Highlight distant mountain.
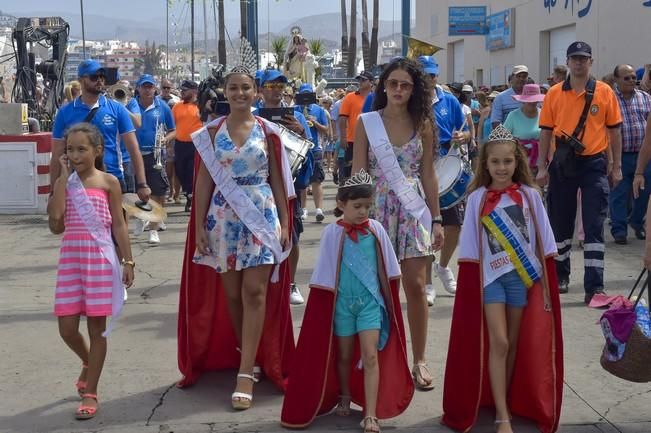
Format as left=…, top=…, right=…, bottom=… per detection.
left=5, top=10, right=413, bottom=52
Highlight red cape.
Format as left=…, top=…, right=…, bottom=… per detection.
left=281, top=279, right=414, bottom=428
left=442, top=258, right=564, bottom=433
left=177, top=128, right=295, bottom=390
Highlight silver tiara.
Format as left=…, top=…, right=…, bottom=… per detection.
left=487, top=124, right=516, bottom=143
left=228, top=37, right=257, bottom=76
left=341, top=169, right=373, bottom=188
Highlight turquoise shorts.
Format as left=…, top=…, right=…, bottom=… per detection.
left=334, top=291, right=382, bottom=337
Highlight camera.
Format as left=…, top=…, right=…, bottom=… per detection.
left=197, top=65, right=227, bottom=121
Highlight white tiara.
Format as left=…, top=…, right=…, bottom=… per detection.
left=341, top=169, right=373, bottom=188
left=488, top=124, right=516, bottom=142
left=228, top=37, right=257, bottom=76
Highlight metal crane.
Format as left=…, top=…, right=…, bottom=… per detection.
left=12, top=17, right=69, bottom=129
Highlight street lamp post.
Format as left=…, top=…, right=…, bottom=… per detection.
left=80, top=0, right=86, bottom=59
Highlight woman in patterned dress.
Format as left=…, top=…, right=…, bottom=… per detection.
left=193, top=71, right=290, bottom=410
left=352, top=57, right=444, bottom=391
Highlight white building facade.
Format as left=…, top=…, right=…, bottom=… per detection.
left=415, top=0, right=651, bottom=86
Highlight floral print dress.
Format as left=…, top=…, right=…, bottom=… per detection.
left=368, top=132, right=432, bottom=262
left=193, top=121, right=281, bottom=273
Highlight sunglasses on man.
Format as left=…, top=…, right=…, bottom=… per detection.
left=263, top=82, right=286, bottom=90
left=86, top=74, right=105, bottom=82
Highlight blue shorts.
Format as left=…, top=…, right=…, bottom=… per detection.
left=483, top=269, right=528, bottom=307
left=334, top=291, right=381, bottom=337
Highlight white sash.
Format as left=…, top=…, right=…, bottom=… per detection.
left=360, top=111, right=432, bottom=231
left=192, top=116, right=290, bottom=280
left=67, top=172, right=123, bottom=337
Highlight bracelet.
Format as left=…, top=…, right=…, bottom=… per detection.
left=122, top=259, right=136, bottom=268
left=636, top=172, right=644, bottom=175
left=432, top=216, right=443, bottom=225
left=136, top=182, right=149, bottom=189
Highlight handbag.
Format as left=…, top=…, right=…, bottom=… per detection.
left=600, top=269, right=651, bottom=382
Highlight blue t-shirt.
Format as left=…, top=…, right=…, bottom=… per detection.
left=470, top=99, right=481, bottom=124
left=136, top=96, right=176, bottom=153
left=294, top=103, right=328, bottom=148
left=120, top=98, right=141, bottom=164
left=432, top=86, right=466, bottom=149
left=362, top=93, right=375, bottom=113
left=490, top=88, right=523, bottom=125
left=52, top=95, right=135, bottom=179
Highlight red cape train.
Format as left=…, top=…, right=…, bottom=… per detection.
left=177, top=117, right=295, bottom=390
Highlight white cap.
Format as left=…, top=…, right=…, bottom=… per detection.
left=462, top=84, right=474, bottom=93
left=512, top=65, right=529, bottom=75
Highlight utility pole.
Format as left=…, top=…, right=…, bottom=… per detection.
left=166, top=0, right=170, bottom=76
left=401, top=0, right=410, bottom=56
left=203, top=0, right=208, bottom=78
left=80, top=0, right=86, bottom=59
left=191, top=0, right=195, bottom=79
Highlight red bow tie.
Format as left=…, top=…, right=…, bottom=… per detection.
left=482, top=183, right=523, bottom=216
left=337, top=219, right=370, bottom=242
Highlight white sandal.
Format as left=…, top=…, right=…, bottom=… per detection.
left=231, top=373, right=258, bottom=410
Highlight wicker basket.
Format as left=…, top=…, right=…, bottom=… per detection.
left=600, top=270, right=651, bottom=383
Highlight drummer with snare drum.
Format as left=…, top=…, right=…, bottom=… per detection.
left=419, top=56, right=471, bottom=305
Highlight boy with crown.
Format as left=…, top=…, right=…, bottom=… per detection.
left=281, top=170, right=413, bottom=433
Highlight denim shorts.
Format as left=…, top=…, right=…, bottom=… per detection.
left=483, top=269, right=528, bottom=307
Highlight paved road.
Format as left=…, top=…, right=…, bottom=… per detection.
left=1, top=181, right=651, bottom=433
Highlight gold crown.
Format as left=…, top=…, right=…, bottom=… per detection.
left=488, top=124, right=516, bottom=143
left=341, top=169, right=373, bottom=188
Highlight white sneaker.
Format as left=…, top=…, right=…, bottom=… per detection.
left=301, top=208, right=308, bottom=220
left=289, top=283, right=305, bottom=305
left=148, top=230, right=160, bottom=244
left=315, top=208, right=325, bottom=222
left=133, top=219, right=146, bottom=236
left=435, top=263, right=457, bottom=294
left=158, top=221, right=167, bottom=231
left=425, top=284, right=436, bottom=306
left=123, top=287, right=128, bottom=302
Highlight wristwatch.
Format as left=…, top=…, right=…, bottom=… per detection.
left=136, top=182, right=149, bottom=189
left=432, top=216, right=443, bottom=226
left=122, top=259, right=136, bottom=268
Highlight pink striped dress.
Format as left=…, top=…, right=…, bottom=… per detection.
left=54, top=188, right=115, bottom=317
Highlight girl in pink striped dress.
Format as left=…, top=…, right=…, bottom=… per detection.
left=48, top=123, right=134, bottom=420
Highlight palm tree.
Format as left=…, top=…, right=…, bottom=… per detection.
left=361, top=0, right=370, bottom=70
left=340, top=0, right=348, bottom=69
left=218, top=0, right=226, bottom=66
left=271, top=36, right=287, bottom=68
left=347, top=0, right=357, bottom=76
left=369, top=0, right=379, bottom=69
left=308, top=39, right=325, bottom=58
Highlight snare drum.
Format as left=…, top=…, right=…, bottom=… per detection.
left=435, top=155, right=473, bottom=210
left=278, top=124, right=313, bottom=175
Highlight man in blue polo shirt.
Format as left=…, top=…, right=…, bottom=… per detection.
left=419, top=55, right=469, bottom=305
left=51, top=59, right=150, bottom=201
left=294, top=83, right=329, bottom=222
left=491, top=65, right=528, bottom=128
left=133, top=74, right=176, bottom=243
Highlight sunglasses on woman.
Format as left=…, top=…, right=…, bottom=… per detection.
left=385, top=79, right=414, bottom=92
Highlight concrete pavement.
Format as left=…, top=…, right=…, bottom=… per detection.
left=1, top=181, right=651, bottom=433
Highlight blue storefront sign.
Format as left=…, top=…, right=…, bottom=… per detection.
left=486, top=9, right=515, bottom=51
left=448, top=6, right=488, bottom=36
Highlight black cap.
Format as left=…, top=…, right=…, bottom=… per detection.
left=448, top=82, right=464, bottom=93
left=355, top=71, right=374, bottom=81
left=566, top=41, right=592, bottom=58
left=180, top=79, right=198, bottom=90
